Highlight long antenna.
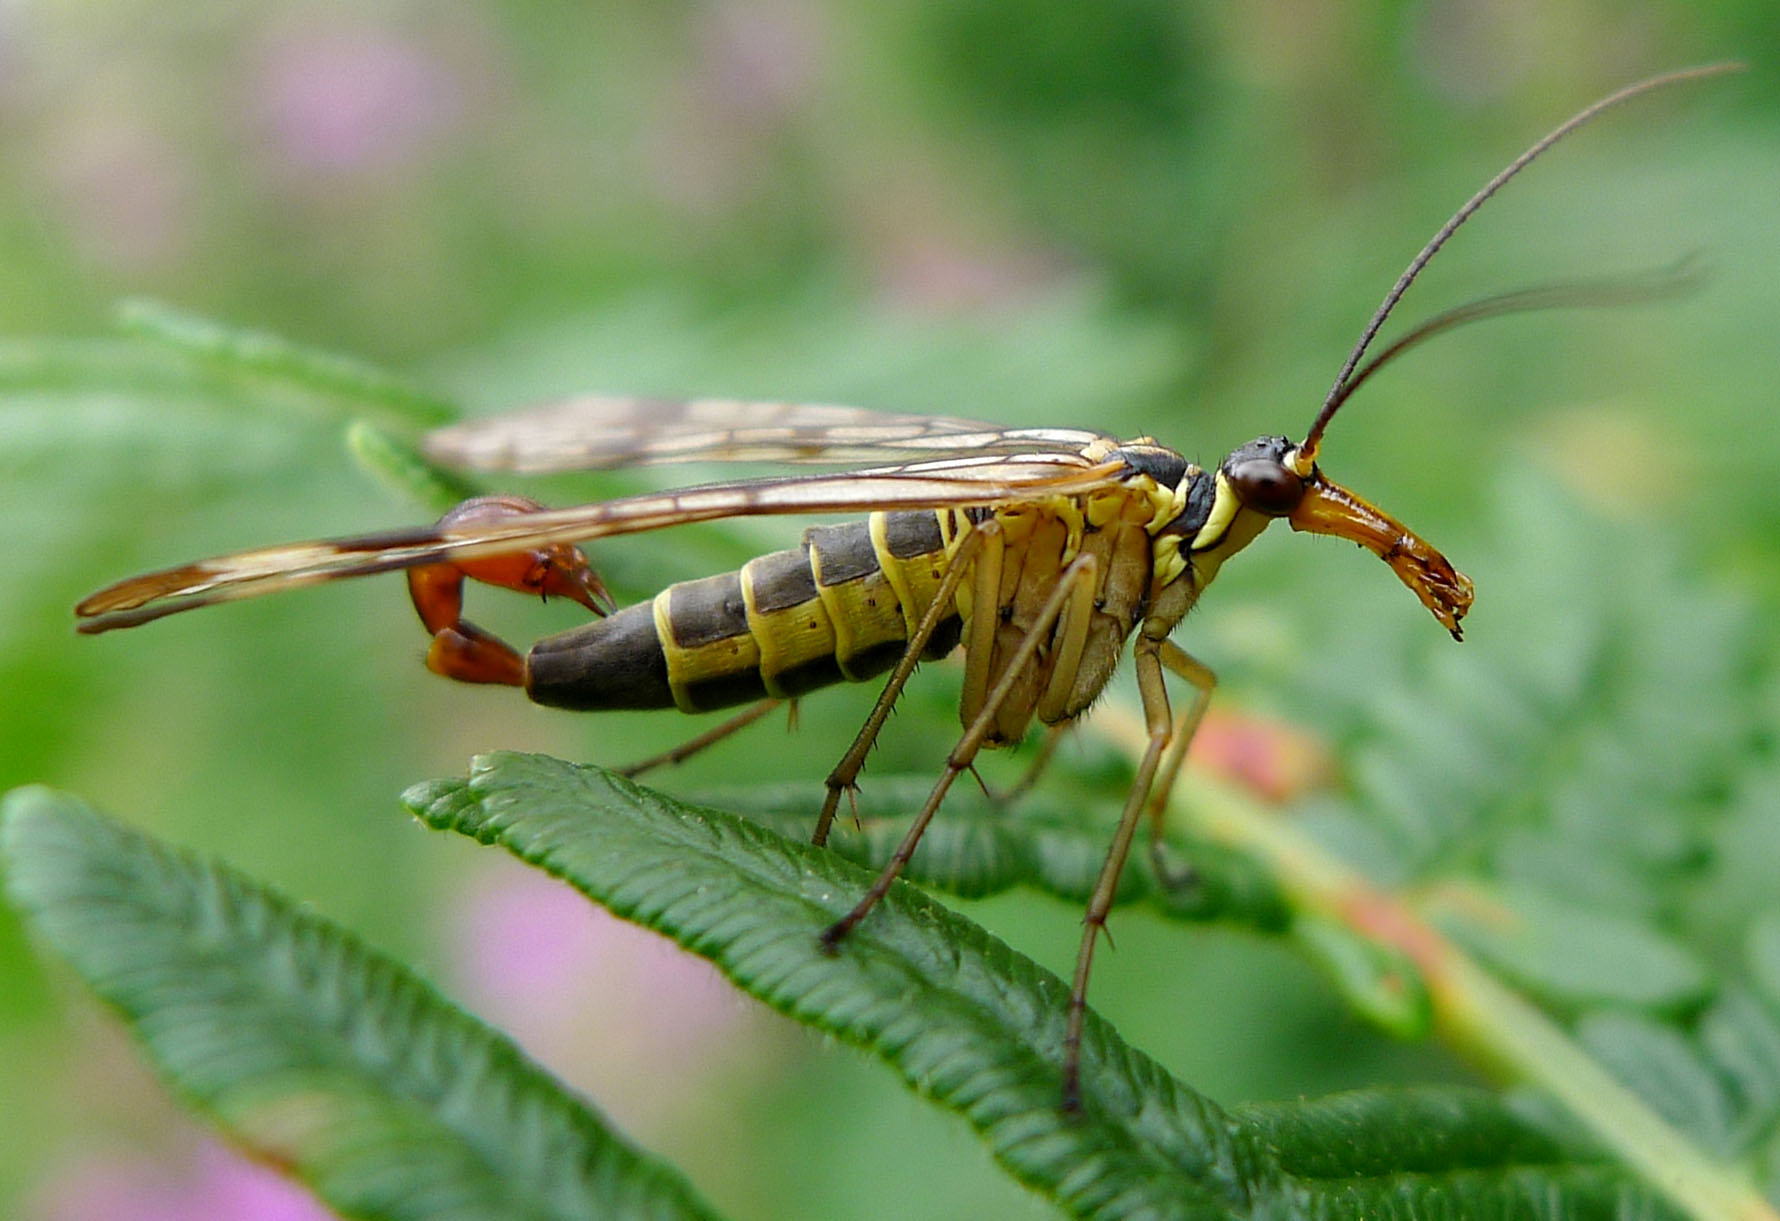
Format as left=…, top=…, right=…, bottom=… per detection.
left=1296, top=61, right=1741, bottom=465
left=1332, top=255, right=1704, bottom=407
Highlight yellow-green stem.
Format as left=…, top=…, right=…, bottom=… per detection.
left=1093, top=704, right=1776, bottom=1221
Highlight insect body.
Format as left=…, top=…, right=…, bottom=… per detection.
left=502, top=431, right=1464, bottom=733
left=516, top=439, right=1335, bottom=724
left=75, top=404, right=1470, bottom=1107
left=73, top=65, right=1730, bottom=1109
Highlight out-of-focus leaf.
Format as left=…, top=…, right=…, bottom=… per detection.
left=117, top=300, right=457, bottom=429
left=1697, top=988, right=1780, bottom=1147
left=1443, top=888, right=1713, bottom=1012
left=1292, top=916, right=1433, bottom=1039
left=696, top=776, right=1290, bottom=931
left=344, top=420, right=478, bottom=516
left=1575, top=1013, right=1736, bottom=1156
left=0, top=787, right=722, bottom=1221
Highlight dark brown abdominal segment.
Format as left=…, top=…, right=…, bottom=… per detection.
left=882, top=510, right=944, bottom=559
left=526, top=602, right=672, bottom=710
left=524, top=510, right=962, bottom=716
left=668, top=571, right=752, bottom=648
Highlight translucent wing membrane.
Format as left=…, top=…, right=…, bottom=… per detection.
left=426, top=396, right=1112, bottom=472
left=75, top=451, right=1124, bottom=633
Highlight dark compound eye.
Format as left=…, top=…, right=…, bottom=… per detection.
left=1228, top=459, right=1305, bottom=515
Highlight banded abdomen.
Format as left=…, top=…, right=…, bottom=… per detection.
left=526, top=510, right=962, bottom=713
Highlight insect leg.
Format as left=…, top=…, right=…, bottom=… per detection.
left=617, top=698, right=783, bottom=778
left=956, top=517, right=1006, bottom=733
left=984, top=724, right=1068, bottom=807
left=820, top=549, right=1102, bottom=949
left=811, top=522, right=997, bottom=847
left=1059, top=634, right=1200, bottom=1112
left=1144, top=642, right=1216, bottom=888
left=970, top=531, right=1100, bottom=802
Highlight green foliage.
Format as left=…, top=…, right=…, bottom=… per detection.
left=1, top=787, right=721, bottom=1221
left=3, top=10, right=1778, bottom=1217
left=399, top=752, right=1704, bottom=1218
left=692, top=776, right=1290, bottom=929
left=115, top=300, right=458, bottom=430
left=4, top=774, right=1676, bottom=1220
left=6, top=290, right=1780, bottom=1219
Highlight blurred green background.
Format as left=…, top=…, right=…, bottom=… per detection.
left=3, top=2, right=1778, bottom=1218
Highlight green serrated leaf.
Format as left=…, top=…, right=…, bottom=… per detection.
left=1442, top=887, right=1713, bottom=1013
left=0, top=786, right=722, bottom=1221
left=1575, top=1012, right=1735, bottom=1157
left=694, top=776, right=1288, bottom=931
left=409, top=753, right=1669, bottom=1220
left=1235, top=1087, right=1674, bottom=1218
left=345, top=420, right=479, bottom=515
left=1292, top=916, right=1432, bottom=1039
left=1236, top=1087, right=1570, bottom=1179
left=409, top=755, right=1256, bottom=1219
left=115, top=299, right=458, bottom=430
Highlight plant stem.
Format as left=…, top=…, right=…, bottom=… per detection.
left=1093, top=705, right=1777, bottom=1221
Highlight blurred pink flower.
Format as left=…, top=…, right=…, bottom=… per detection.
left=1189, top=706, right=1334, bottom=804
left=697, top=0, right=821, bottom=122
left=35, top=1140, right=331, bottom=1221
left=450, top=862, right=758, bottom=1126
left=43, top=113, right=190, bottom=271
left=648, top=0, right=825, bottom=211
left=874, top=232, right=1063, bottom=311
left=252, top=26, right=461, bottom=174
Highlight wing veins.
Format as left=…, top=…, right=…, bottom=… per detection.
left=426, top=395, right=1112, bottom=473
left=77, top=456, right=1127, bottom=632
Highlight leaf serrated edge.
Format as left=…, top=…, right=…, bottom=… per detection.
left=413, top=752, right=1682, bottom=1221
left=1, top=785, right=724, bottom=1221
left=1091, top=700, right=1776, bottom=1221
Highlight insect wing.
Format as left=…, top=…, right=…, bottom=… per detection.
left=76, top=451, right=1126, bottom=633
left=425, top=395, right=1112, bottom=473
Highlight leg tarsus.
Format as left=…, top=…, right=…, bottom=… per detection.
left=425, top=622, right=526, bottom=686
left=1147, top=834, right=1200, bottom=893
left=1060, top=1004, right=1088, bottom=1114
left=1059, top=637, right=1215, bottom=1110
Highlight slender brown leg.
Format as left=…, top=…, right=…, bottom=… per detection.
left=983, top=724, right=1067, bottom=807
left=811, top=524, right=996, bottom=847
left=820, top=551, right=1102, bottom=949
left=618, top=699, right=783, bottom=777
left=1059, top=637, right=1212, bottom=1112
left=1143, top=642, right=1216, bottom=888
